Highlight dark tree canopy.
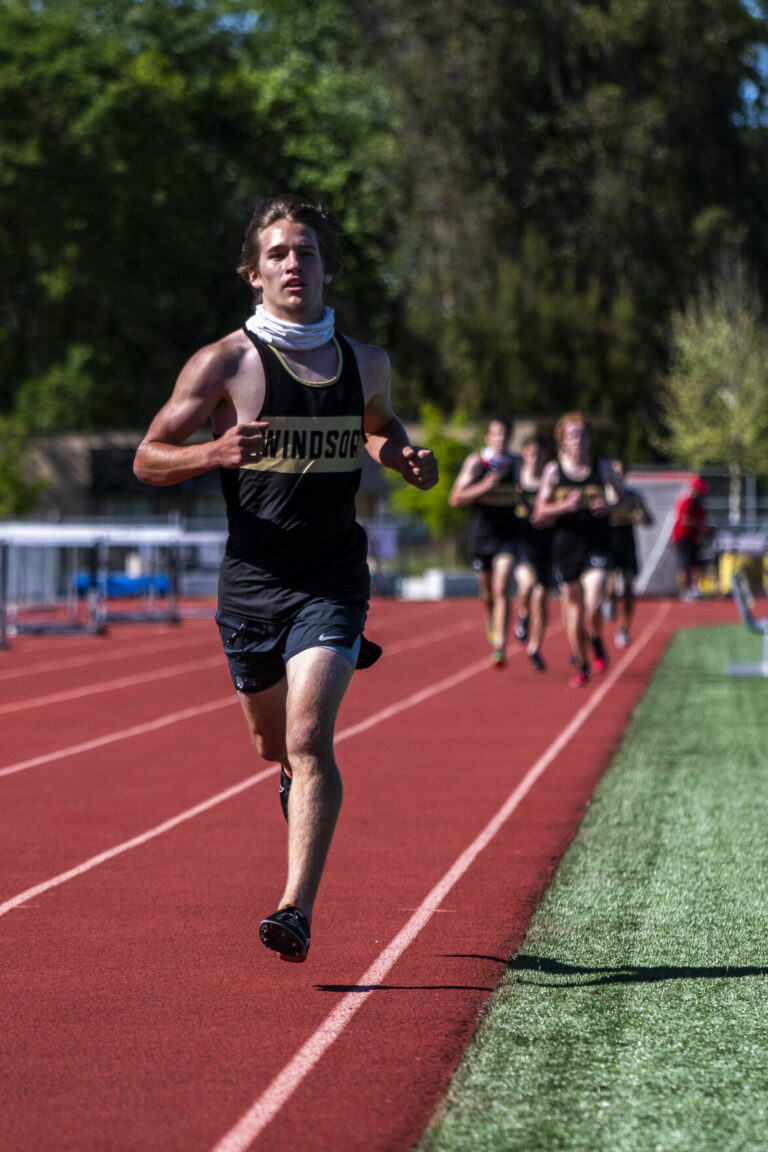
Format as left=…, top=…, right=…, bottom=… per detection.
left=1, top=0, right=767, bottom=464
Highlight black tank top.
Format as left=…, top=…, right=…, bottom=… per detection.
left=468, top=452, right=519, bottom=551
left=217, top=330, right=370, bottom=620
left=552, top=458, right=611, bottom=551
left=512, top=458, right=538, bottom=521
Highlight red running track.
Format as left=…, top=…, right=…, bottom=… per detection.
left=0, top=595, right=737, bottom=1151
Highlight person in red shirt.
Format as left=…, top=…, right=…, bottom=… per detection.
left=671, top=477, right=713, bottom=600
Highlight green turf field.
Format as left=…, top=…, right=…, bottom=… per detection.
left=419, top=623, right=768, bottom=1152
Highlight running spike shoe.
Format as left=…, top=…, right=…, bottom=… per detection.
left=591, top=634, right=609, bottom=673
left=569, top=661, right=591, bottom=688
left=259, top=903, right=311, bottom=963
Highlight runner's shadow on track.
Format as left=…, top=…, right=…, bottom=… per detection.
left=508, top=954, right=768, bottom=987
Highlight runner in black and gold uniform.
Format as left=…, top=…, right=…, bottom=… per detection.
left=535, top=412, right=625, bottom=686
left=134, top=194, right=438, bottom=963
left=511, top=434, right=554, bottom=672
left=450, top=418, right=520, bottom=666
left=606, top=460, right=653, bottom=647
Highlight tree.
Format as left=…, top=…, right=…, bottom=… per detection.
left=0, top=0, right=399, bottom=429
left=387, top=404, right=469, bottom=541
left=2, top=0, right=768, bottom=459
left=0, top=416, right=46, bottom=516
left=349, top=0, right=768, bottom=443
left=657, top=253, right=768, bottom=525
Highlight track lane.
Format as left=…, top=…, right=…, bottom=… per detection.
left=0, top=600, right=447, bottom=764
left=0, top=602, right=496, bottom=899
left=211, top=606, right=671, bottom=1152
left=0, top=618, right=215, bottom=678
left=1, top=597, right=738, bottom=1151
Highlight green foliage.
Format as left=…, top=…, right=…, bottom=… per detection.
left=356, top=0, right=768, bottom=442
left=0, top=0, right=261, bottom=422
left=657, top=255, right=768, bottom=496
left=0, top=416, right=46, bottom=516
left=0, top=0, right=767, bottom=459
left=13, top=344, right=97, bottom=432
left=388, top=404, right=470, bottom=540
left=414, top=233, right=648, bottom=453
left=0, top=0, right=399, bottom=428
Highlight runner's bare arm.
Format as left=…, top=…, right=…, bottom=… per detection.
left=533, top=460, right=580, bottom=520
left=448, top=453, right=497, bottom=507
left=357, top=343, right=439, bottom=490
left=594, top=459, right=627, bottom=514
left=133, top=339, right=269, bottom=486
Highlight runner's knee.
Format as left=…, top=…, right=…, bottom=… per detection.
left=286, top=717, right=334, bottom=768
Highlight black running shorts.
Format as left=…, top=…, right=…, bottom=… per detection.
left=216, top=598, right=367, bottom=694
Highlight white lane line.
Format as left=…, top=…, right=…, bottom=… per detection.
left=0, top=622, right=493, bottom=776
left=1, top=620, right=477, bottom=713
left=0, top=656, right=225, bottom=716
left=0, top=768, right=277, bottom=917
left=0, top=631, right=214, bottom=683
left=0, top=696, right=237, bottom=780
left=210, top=602, right=670, bottom=1152
left=385, top=617, right=477, bottom=654
left=0, top=653, right=495, bottom=913
left=338, top=655, right=496, bottom=740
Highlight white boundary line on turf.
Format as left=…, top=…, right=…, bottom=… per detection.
left=0, top=655, right=492, bottom=915
left=209, top=601, right=671, bottom=1152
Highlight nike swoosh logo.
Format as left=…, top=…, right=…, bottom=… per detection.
left=318, top=633, right=346, bottom=642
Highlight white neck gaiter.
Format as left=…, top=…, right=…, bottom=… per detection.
left=245, top=304, right=335, bottom=351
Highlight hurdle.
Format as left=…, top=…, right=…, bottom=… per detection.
left=725, top=569, right=768, bottom=678
left=0, top=521, right=226, bottom=648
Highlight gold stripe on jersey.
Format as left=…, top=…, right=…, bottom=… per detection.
left=553, top=483, right=605, bottom=508
left=241, top=415, right=363, bottom=475
left=476, top=482, right=519, bottom=507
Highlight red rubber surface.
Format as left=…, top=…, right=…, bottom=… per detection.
left=0, top=596, right=736, bottom=1151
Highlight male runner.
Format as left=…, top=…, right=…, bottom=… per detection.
left=134, top=194, right=438, bottom=962
left=511, top=433, right=554, bottom=672
left=534, top=412, right=624, bottom=686
left=607, top=459, right=653, bottom=646
left=449, top=418, right=519, bottom=666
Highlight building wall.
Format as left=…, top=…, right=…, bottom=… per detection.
left=25, top=431, right=391, bottom=523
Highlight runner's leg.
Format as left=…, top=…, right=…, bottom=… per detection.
left=490, top=552, right=514, bottom=652
left=278, top=645, right=355, bottom=922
